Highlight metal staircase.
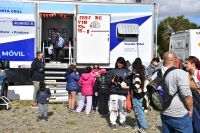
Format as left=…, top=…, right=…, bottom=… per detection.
left=44, top=63, right=68, bottom=103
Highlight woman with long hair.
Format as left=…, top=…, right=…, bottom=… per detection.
left=64, top=64, right=80, bottom=112
left=185, top=56, right=200, bottom=133
left=108, top=57, right=130, bottom=130
left=131, top=57, right=148, bottom=133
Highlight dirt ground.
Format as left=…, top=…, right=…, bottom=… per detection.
left=0, top=100, right=162, bottom=133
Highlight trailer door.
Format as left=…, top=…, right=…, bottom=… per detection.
left=76, top=14, right=110, bottom=64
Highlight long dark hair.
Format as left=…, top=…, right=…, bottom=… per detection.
left=186, top=56, right=200, bottom=70
left=132, top=57, right=145, bottom=88
left=68, top=64, right=76, bottom=73
left=115, top=57, right=127, bottom=69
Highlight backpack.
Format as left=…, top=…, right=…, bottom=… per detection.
left=146, top=67, right=177, bottom=111
left=57, top=35, right=65, bottom=48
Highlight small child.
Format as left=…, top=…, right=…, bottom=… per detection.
left=36, top=81, right=51, bottom=121
left=76, top=67, right=95, bottom=115
left=94, top=69, right=110, bottom=116
left=91, top=64, right=101, bottom=111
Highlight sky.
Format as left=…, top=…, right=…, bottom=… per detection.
left=143, top=0, right=200, bottom=26
left=80, top=0, right=200, bottom=26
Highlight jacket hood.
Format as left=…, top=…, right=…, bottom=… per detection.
left=81, top=73, right=91, bottom=81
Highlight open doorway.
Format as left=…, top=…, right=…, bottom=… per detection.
left=40, top=13, right=74, bottom=63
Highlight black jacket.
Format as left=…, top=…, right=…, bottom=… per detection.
left=94, top=73, right=110, bottom=94
left=108, top=68, right=130, bottom=96
left=30, top=58, right=45, bottom=81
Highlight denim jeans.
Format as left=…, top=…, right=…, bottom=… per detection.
left=161, top=114, right=193, bottom=133
left=132, top=97, right=148, bottom=129
left=109, top=94, right=127, bottom=125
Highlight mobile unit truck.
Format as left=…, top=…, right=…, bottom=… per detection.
left=0, top=0, right=157, bottom=100
left=169, top=29, right=200, bottom=61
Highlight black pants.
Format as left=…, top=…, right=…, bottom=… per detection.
left=98, top=93, right=109, bottom=115
left=92, top=94, right=98, bottom=110
left=53, top=47, right=61, bottom=61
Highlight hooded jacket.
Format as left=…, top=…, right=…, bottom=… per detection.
left=64, top=71, right=80, bottom=91
left=79, top=73, right=95, bottom=96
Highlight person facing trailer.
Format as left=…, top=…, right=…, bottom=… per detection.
left=64, top=64, right=80, bottom=112
left=108, top=57, right=130, bottom=130
left=76, top=67, right=95, bottom=115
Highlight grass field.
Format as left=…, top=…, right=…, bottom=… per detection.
left=0, top=100, right=162, bottom=133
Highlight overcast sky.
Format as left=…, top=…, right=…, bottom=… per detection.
left=80, top=0, right=200, bottom=26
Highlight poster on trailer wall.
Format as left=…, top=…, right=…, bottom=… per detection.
left=0, top=1, right=35, bottom=61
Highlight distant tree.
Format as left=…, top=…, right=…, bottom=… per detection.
left=157, top=16, right=198, bottom=57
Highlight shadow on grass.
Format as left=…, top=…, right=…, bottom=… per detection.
left=48, top=111, right=54, bottom=117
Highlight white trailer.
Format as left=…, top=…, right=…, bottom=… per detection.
left=169, top=29, right=200, bottom=61
left=0, top=0, right=157, bottom=100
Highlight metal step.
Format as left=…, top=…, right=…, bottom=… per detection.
left=50, top=88, right=66, bottom=90
left=45, top=62, right=69, bottom=69
left=51, top=92, right=68, bottom=96
left=49, top=99, right=67, bottom=103
left=45, top=71, right=66, bottom=74
left=45, top=77, right=65, bottom=80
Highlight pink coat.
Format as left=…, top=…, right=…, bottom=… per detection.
left=79, top=73, right=95, bottom=96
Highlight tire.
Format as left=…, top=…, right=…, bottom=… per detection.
left=1, top=80, right=8, bottom=97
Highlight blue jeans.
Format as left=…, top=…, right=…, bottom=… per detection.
left=132, top=97, right=148, bottom=129
left=161, top=114, right=193, bottom=133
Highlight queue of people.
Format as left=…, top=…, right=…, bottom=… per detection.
left=30, top=50, right=200, bottom=133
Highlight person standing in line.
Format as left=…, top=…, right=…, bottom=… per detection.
left=145, top=57, right=160, bottom=77
left=185, top=56, right=200, bottom=133
left=108, top=57, right=130, bottom=130
left=36, top=81, right=51, bottom=121
left=130, top=57, right=148, bottom=133
left=151, top=52, right=193, bottom=133
left=91, top=64, right=101, bottom=111
left=76, top=67, right=95, bottom=115
left=64, top=64, right=80, bottom=112
left=30, top=52, right=45, bottom=108
left=94, top=68, right=110, bottom=116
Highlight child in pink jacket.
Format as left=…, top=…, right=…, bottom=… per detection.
left=76, top=67, right=95, bottom=115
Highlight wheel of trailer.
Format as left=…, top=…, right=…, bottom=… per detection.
left=1, top=80, right=8, bottom=97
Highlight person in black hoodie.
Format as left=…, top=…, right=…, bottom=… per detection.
left=94, top=69, right=110, bottom=116
left=108, top=57, right=130, bottom=130
left=36, top=81, right=51, bottom=121
left=30, top=52, right=45, bottom=108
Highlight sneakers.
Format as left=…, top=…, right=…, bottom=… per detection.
left=119, top=122, right=130, bottom=128
left=138, top=128, right=147, bottom=133
left=68, top=109, right=76, bottom=113
left=44, top=117, right=48, bottom=121
left=110, top=124, right=117, bottom=130
left=37, top=116, right=43, bottom=121
left=32, top=103, right=38, bottom=109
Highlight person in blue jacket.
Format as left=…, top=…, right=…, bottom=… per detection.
left=64, top=64, right=80, bottom=112
left=36, top=81, right=51, bottom=121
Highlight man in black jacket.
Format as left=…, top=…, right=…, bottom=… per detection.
left=30, top=52, right=45, bottom=108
